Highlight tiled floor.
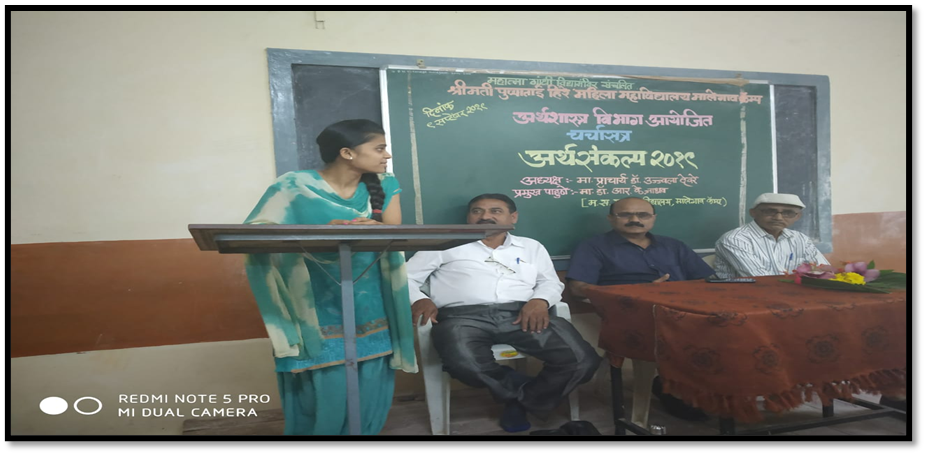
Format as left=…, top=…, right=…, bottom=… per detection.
left=183, top=367, right=906, bottom=437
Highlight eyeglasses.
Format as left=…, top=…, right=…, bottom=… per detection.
left=485, top=256, right=516, bottom=274
left=611, top=212, right=654, bottom=220
left=757, top=208, right=800, bottom=219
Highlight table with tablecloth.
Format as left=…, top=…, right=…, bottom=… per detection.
left=585, top=276, right=906, bottom=423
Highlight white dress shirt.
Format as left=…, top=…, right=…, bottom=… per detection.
left=713, top=221, right=829, bottom=278
left=406, top=233, right=564, bottom=309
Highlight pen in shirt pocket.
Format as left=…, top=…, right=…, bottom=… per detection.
left=516, top=257, right=527, bottom=264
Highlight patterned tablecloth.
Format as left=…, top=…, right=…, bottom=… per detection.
left=586, top=276, right=906, bottom=422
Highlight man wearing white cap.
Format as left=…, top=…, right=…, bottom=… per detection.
left=713, top=192, right=829, bottom=278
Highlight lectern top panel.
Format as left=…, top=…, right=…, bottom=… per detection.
left=188, top=224, right=514, bottom=254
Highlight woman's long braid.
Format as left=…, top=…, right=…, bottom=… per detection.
left=361, top=173, right=385, bottom=221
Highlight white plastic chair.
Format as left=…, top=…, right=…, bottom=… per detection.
left=623, top=252, right=712, bottom=427
left=701, top=254, right=717, bottom=269
left=578, top=297, right=658, bottom=428
left=417, top=301, right=580, bottom=435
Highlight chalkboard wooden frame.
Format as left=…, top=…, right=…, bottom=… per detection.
left=266, top=49, right=831, bottom=259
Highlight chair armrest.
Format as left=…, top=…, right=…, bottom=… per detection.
left=416, top=316, right=434, bottom=338
left=551, top=301, right=571, bottom=320
left=415, top=316, right=443, bottom=368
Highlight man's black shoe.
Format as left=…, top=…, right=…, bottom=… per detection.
left=500, top=401, right=531, bottom=432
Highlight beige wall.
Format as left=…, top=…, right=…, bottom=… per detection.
left=11, top=10, right=907, bottom=245
left=9, top=11, right=907, bottom=435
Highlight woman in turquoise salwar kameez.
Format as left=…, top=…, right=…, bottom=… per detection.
left=243, top=120, right=416, bottom=435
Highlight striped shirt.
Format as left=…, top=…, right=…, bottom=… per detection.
left=713, top=221, right=829, bottom=278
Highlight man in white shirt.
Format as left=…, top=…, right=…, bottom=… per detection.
left=407, top=194, right=601, bottom=433
left=714, top=192, right=829, bottom=278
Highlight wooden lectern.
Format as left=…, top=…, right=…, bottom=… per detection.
left=188, top=224, right=513, bottom=435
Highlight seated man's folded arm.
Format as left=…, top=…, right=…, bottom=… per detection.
left=529, top=242, right=564, bottom=308
left=568, top=280, right=596, bottom=299
left=405, top=251, right=445, bottom=326
left=804, top=235, right=831, bottom=266
left=405, top=251, right=443, bottom=304
left=714, top=238, right=779, bottom=277
left=678, top=243, right=716, bottom=280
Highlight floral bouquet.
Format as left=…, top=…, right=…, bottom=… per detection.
left=781, top=261, right=907, bottom=293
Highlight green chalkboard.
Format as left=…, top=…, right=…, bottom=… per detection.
left=385, top=68, right=773, bottom=256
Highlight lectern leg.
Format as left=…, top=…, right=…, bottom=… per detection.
left=339, top=243, right=361, bottom=435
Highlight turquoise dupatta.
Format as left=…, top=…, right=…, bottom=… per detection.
left=243, top=170, right=417, bottom=374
